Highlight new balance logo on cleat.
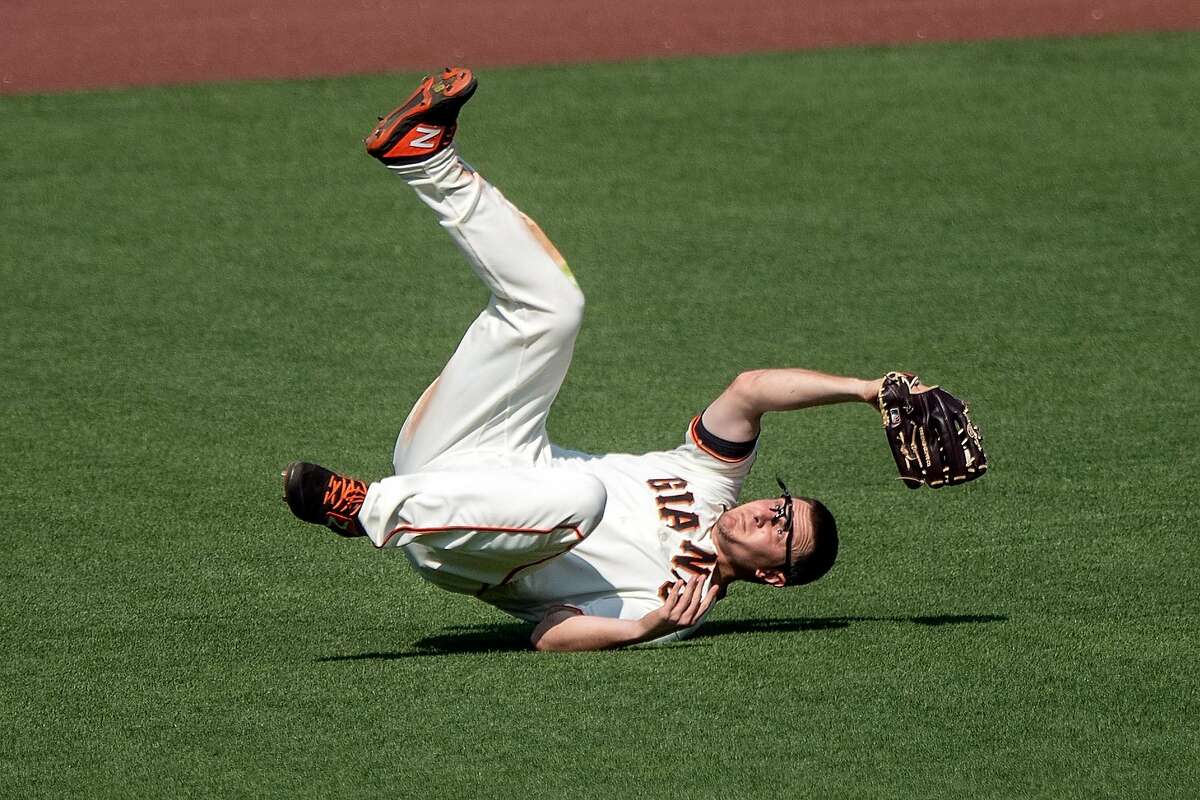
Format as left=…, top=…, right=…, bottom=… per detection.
left=364, top=67, right=478, bottom=166
left=381, top=124, right=448, bottom=160
left=409, top=125, right=442, bottom=149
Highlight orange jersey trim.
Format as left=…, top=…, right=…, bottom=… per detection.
left=688, top=415, right=754, bottom=464
left=491, top=537, right=587, bottom=590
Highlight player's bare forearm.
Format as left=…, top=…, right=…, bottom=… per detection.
left=531, top=577, right=718, bottom=652
left=737, top=368, right=880, bottom=411
left=703, top=368, right=884, bottom=441
left=530, top=610, right=656, bottom=652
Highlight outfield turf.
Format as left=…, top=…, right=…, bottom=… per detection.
left=2, top=32, right=1198, bottom=798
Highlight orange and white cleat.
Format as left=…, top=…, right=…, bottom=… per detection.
left=364, top=66, right=478, bottom=165
left=282, top=461, right=368, bottom=537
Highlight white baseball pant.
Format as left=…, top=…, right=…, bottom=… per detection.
left=356, top=146, right=607, bottom=595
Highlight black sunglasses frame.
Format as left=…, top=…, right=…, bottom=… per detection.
left=773, top=477, right=795, bottom=580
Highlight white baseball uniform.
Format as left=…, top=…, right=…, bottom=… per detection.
left=356, top=146, right=758, bottom=640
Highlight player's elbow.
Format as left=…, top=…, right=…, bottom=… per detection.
left=530, top=609, right=581, bottom=652
left=729, top=370, right=769, bottom=411
left=530, top=624, right=578, bottom=652
left=731, top=369, right=766, bottom=394
left=530, top=628, right=562, bottom=652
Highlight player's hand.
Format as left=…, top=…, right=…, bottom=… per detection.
left=640, top=573, right=720, bottom=640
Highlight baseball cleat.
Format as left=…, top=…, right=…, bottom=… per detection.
left=364, top=66, right=477, bottom=165
left=282, top=461, right=368, bottom=537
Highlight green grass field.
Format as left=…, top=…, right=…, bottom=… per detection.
left=2, top=32, right=1198, bottom=798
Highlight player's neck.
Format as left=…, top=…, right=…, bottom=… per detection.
left=710, top=563, right=734, bottom=591
left=709, top=550, right=739, bottom=589
left=709, top=528, right=737, bottom=588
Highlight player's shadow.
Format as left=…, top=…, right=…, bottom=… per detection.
left=694, top=613, right=1008, bottom=639
left=315, top=613, right=1007, bottom=661
left=316, top=623, right=544, bottom=661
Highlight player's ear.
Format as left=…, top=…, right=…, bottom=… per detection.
left=755, top=568, right=787, bottom=588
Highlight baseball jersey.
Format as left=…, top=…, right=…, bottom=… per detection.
left=478, top=416, right=758, bottom=640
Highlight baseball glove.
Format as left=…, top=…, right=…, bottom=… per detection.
left=878, top=372, right=986, bottom=489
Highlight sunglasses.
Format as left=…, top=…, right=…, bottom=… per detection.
left=771, top=477, right=796, bottom=580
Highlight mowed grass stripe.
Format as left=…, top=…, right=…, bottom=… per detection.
left=1, top=33, right=1197, bottom=798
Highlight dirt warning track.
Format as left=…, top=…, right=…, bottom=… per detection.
left=3, top=0, right=1197, bottom=94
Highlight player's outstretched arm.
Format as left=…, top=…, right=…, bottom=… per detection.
left=531, top=577, right=718, bottom=652
left=701, top=368, right=884, bottom=442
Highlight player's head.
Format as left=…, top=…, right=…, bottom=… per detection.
left=714, top=478, right=838, bottom=587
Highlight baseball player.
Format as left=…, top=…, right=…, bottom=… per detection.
left=283, top=67, right=983, bottom=651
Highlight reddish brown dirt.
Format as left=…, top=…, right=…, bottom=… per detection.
left=3, top=0, right=1198, bottom=94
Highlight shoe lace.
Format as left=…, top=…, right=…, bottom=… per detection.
left=323, top=475, right=366, bottom=522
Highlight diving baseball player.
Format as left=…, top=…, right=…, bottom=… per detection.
left=282, top=67, right=985, bottom=651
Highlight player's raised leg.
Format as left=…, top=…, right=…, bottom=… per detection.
left=365, top=68, right=583, bottom=474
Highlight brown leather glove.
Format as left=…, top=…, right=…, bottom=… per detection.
left=878, top=372, right=987, bottom=489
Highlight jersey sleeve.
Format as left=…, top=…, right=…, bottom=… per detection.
left=677, top=413, right=759, bottom=484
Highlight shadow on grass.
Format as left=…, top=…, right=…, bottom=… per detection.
left=316, top=613, right=1007, bottom=661
left=695, top=613, right=1007, bottom=639
left=317, top=624, right=534, bottom=661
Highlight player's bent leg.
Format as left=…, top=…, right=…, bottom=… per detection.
left=387, top=152, right=585, bottom=471
left=367, top=71, right=585, bottom=473
left=358, top=467, right=607, bottom=594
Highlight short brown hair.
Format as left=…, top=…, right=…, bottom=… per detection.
left=786, top=498, right=838, bottom=586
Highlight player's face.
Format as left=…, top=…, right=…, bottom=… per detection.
left=714, top=495, right=812, bottom=583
